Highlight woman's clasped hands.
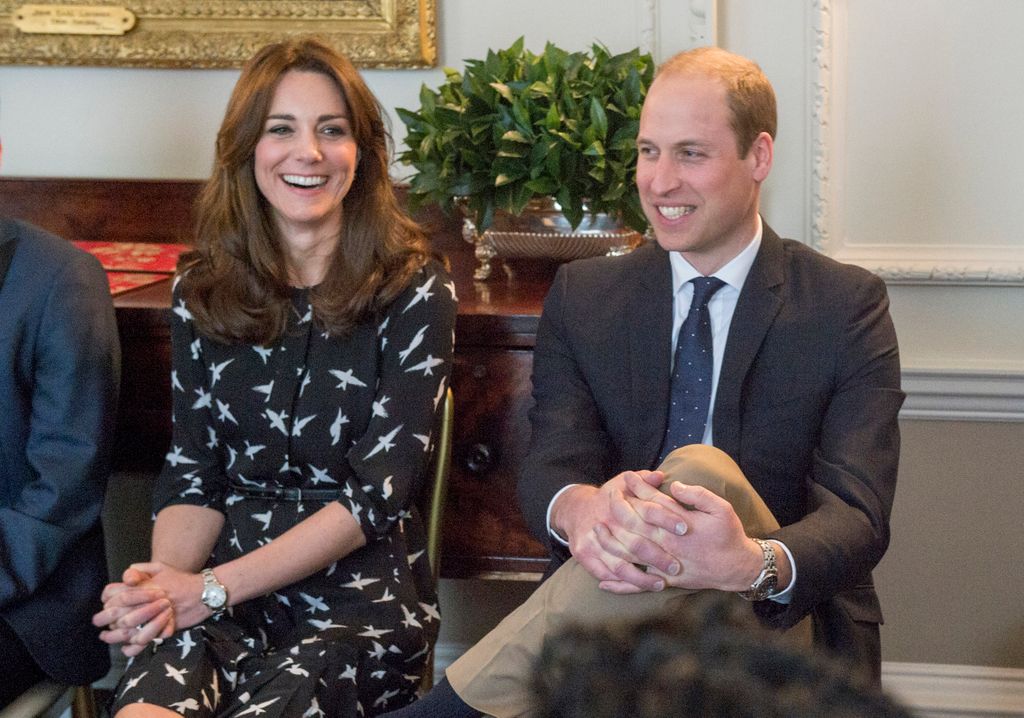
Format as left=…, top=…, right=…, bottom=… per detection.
left=92, top=562, right=209, bottom=656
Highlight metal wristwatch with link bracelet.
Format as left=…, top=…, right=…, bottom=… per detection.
left=738, top=538, right=778, bottom=601
left=200, top=568, right=228, bottom=617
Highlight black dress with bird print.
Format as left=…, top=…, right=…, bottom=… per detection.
left=112, top=261, right=457, bottom=717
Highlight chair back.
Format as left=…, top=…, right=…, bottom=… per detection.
left=416, top=387, right=453, bottom=690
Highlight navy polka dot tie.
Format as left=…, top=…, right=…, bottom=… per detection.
left=658, top=276, right=726, bottom=462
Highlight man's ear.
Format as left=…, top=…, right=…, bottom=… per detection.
left=750, top=132, right=773, bottom=183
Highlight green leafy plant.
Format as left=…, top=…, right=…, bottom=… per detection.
left=397, top=38, right=654, bottom=232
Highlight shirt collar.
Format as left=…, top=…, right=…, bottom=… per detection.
left=668, top=215, right=763, bottom=296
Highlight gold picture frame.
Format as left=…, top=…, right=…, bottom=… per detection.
left=0, top=0, right=436, bottom=69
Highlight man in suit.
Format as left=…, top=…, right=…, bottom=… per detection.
left=385, top=46, right=902, bottom=718
left=0, top=214, right=119, bottom=704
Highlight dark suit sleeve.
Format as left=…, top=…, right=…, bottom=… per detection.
left=517, top=266, right=616, bottom=554
left=0, top=253, right=119, bottom=607
left=757, top=270, right=903, bottom=630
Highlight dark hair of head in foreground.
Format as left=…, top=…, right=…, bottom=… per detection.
left=181, top=36, right=431, bottom=345
left=533, top=592, right=913, bottom=718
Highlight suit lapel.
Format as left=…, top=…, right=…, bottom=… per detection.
left=627, top=243, right=674, bottom=469
left=713, top=224, right=786, bottom=460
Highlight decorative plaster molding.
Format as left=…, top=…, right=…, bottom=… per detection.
left=637, top=0, right=656, bottom=57
left=807, top=1, right=1024, bottom=285
left=883, top=662, right=1024, bottom=717
left=688, top=0, right=717, bottom=47
left=900, top=366, right=1024, bottom=422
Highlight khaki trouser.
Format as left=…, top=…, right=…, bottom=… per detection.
left=446, top=444, right=812, bottom=718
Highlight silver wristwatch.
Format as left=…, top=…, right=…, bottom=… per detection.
left=200, top=568, right=228, bottom=617
left=738, top=538, right=778, bottom=601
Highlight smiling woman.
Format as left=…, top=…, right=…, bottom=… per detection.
left=92, top=37, right=456, bottom=718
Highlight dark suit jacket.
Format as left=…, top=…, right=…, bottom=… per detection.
left=518, top=224, right=904, bottom=679
left=0, top=219, right=118, bottom=684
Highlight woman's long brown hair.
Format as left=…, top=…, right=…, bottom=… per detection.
left=180, top=37, right=430, bottom=345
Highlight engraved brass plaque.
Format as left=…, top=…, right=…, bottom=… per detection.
left=13, top=4, right=135, bottom=36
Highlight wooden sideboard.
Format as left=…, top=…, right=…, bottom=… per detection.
left=1, top=177, right=552, bottom=579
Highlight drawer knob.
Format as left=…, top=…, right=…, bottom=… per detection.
left=465, top=443, right=495, bottom=475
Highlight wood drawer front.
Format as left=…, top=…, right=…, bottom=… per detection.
left=444, top=348, right=549, bottom=577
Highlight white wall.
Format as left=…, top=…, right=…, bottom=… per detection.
left=0, top=0, right=671, bottom=180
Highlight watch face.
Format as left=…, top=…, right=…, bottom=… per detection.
left=203, top=584, right=226, bottom=609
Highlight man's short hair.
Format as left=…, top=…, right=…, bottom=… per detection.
left=657, top=46, right=778, bottom=157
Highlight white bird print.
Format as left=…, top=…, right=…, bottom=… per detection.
left=370, top=669, right=387, bottom=680
left=284, top=662, right=310, bottom=677
left=252, top=380, right=274, bottom=402
left=165, top=446, right=198, bottom=467
left=119, top=671, right=148, bottom=697
left=381, top=475, right=394, bottom=500
left=171, top=370, right=183, bottom=392
left=372, top=395, right=391, bottom=419
left=328, top=368, right=368, bottom=391
left=406, top=549, right=425, bottom=567
left=291, top=414, right=316, bottom=437
left=170, top=699, right=199, bottom=714
left=201, top=688, right=212, bottom=711
left=176, top=630, right=197, bottom=659
left=348, top=500, right=363, bottom=525
left=339, top=664, right=357, bottom=683
left=299, top=592, right=329, bottom=614
left=372, top=587, right=395, bottom=603
left=251, top=510, right=273, bottom=532
left=398, top=326, right=428, bottom=364
left=235, top=698, right=281, bottom=717
left=299, top=371, right=312, bottom=397
left=243, top=441, right=266, bottom=460
left=302, top=698, right=324, bottom=718
left=210, top=670, right=221, bottom=706
left=433, top=380, right=446, bottom=409
left=253, top=345, right=273, bottom=364
left=205, top=426, right=219, bottom=450
left=189, top=338, right=202, bottom=361
left=280, top=458, right=302, bottom=475
left=373, top=689, right=402, bottom=709
left=343, top=573, right=380, bottom=590
left=216, top=399, right=238, bottom=425
left=329, top=409, right=349, bottom=446
left=192, top=388, right=212, bottom=410
left=419, top=602, right=441, bottom=622
left=400, top=604, right=422, bottom=629
left=229, top=529, right=242, bottom=551
left=274, top=592, right=291, bottom=607
left=443, top=279, right=457, bottom=301
left=405, top=354, right=444, bottom=376
left=264, top=408, right=289, bottom=435
left=297, top=305, right=312, bottom=323
left=226, top=445, right=238, bottom=470
left=307, top=618, right=346, bottom=630
left=363, top=424, right=403, bottom=460
left=173, top=299, right=193, bottom=322
left=358, top=625, right=394, bottom=639
left=413, top=433, right=431, bottom=451
left=403, top=274, right=436, bottom=313
left=308, top=465, right=337, bottom=485
left=164, top=662, right=189, bottom=686
left=366, top=641, right=387, bottom=661
left=208, top=358, right=234, bottom=387
left=377, top=316, right=389, bottom=335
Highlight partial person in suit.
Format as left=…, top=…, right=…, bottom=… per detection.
left=0, top=168, right=120, bottom=704
left=384, top=46, right=902, bottom=718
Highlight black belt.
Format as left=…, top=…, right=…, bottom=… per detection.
left=228, top=484, right=343, bottom=502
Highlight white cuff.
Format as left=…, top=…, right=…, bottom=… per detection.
left=767, top=539, right=796, bottom=604
left=545, top=484, right=576, bottom=548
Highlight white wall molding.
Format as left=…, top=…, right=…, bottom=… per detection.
left=901, top=366, right=1024, bottom=422
left=646, top=0, right=717, bottom=62
left=883, top=662, right=1024, bottom=718
left=806, top=1, right=1024, bottom=287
